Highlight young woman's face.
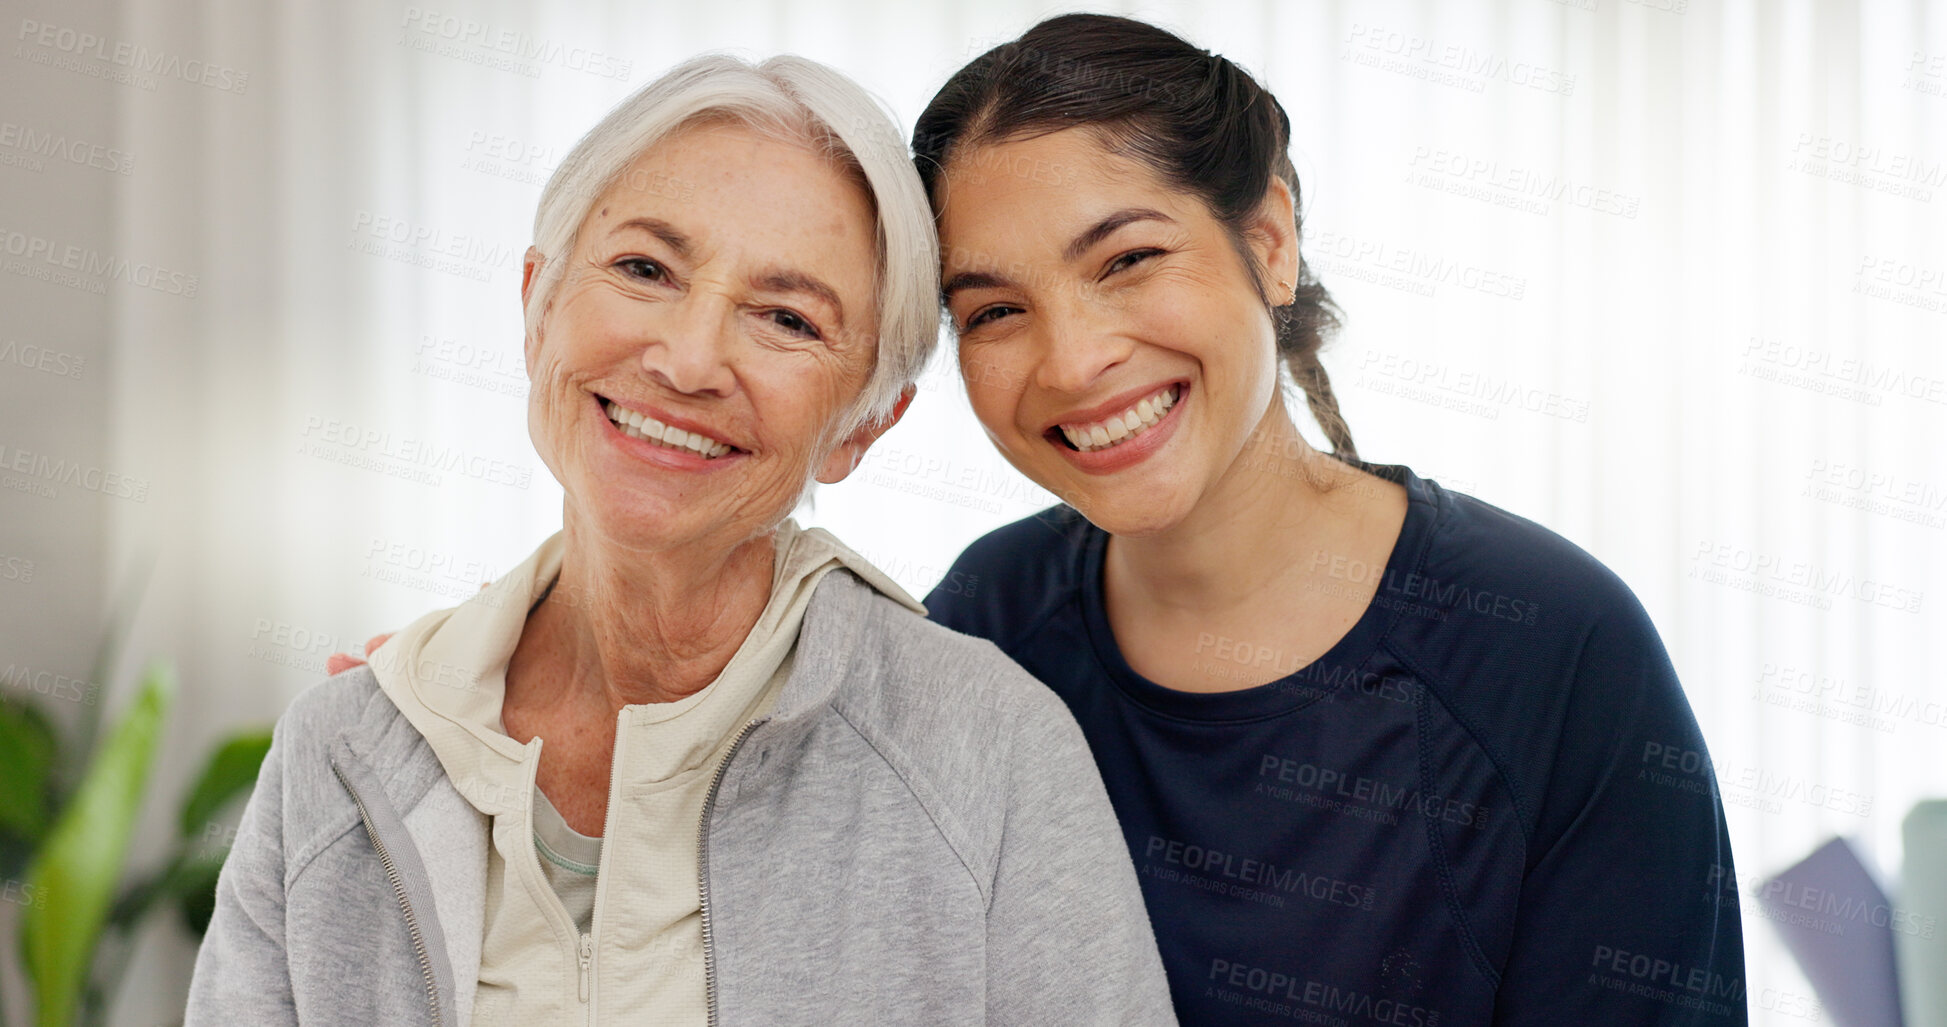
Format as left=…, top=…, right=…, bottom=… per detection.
left=935, top=128, right=1294, bottom=537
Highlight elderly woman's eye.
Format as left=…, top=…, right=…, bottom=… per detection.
left=768, top=309, right=820, bottom=339
left=616, top=257, right=666, bottom=281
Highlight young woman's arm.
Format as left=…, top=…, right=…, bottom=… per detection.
left=1490, top=600, right=1746, bottom=1026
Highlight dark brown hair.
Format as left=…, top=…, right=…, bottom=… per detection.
left=911, top=13, right=1356, bottom=460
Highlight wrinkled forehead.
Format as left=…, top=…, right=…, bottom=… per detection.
left=567, top=118, right=883, bottom=295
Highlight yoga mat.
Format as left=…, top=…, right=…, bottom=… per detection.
left=1758, top=836, right=1904, bottom=1027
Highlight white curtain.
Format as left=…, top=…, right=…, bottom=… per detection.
left=2, top=0, right=1941, bottom=1022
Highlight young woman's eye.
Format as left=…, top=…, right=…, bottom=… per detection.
left=767, top=309, right=820, bottom=339
left=962, top=304, right=1019, bottom=332
left=616, top=257, right=666, bottom=282
left=1105, top=248, right=1164, bottom=276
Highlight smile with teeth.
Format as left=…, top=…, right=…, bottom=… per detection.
left=604, top=399, right=735, bottom=459
left=1058, top=385, right=1180, bottom=452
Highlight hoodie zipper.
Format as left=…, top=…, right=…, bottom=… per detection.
left=521, top=733, right=607, bottom=1019
left=698, top=719, right=762, bottom=1027
left=578, top=932, right=594, bottom=1001
left=582, top=714, right=631, bottom=1023
left=332, top=762, right=445, bottom=1027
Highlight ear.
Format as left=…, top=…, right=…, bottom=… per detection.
left=1246, top=176, right=1300, bottom=305
left=521, top=246, right=546, bottom=368
left=815, top=386, right=916, bottom=484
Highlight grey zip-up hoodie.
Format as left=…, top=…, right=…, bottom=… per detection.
left=185, top=569, right=1176, bottom=1026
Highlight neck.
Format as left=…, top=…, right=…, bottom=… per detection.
left=1105, top=403, right=1355, bottom=614
left=512, top=511, right=778, bottom=714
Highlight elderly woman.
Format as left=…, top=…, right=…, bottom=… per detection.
left=185, top=54, right=1174, bottom=1025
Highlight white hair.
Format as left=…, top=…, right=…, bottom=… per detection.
left=526, top=53, right=940, bottom=431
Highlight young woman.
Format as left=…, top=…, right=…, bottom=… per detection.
left=913, top=14, right=1743, bottom=1026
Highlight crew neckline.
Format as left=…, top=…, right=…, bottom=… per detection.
left=532, top=785, right=603, bottom=871
left=1077, top=462, right=1442, bottom=723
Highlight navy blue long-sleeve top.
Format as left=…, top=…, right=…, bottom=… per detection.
left=924, top=464, right=1745, bottom=1025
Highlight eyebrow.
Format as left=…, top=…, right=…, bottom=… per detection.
left=940, top=207, right=1176, bottom=301
left=608, top=217, right=693, bottom=258
left=754, top=269, right=846, bottom=331
left=1063, top=207, right=1173, bottom=262
left=940, top=269, right=1012, bottom=301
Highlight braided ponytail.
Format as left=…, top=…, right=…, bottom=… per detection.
left=1274, top=236, right=1355, bottom=460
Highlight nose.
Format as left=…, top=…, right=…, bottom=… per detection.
left=639, top=292, right=738, bottom=397
left=1029, top=300, right=1132, bottom=396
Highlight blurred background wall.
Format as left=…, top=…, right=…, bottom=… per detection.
left=1, top=0, right=1942, bottom=1022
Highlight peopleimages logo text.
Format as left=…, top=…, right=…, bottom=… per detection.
left=0, top=227, right=197, bottom=296
left=16, top=19, right=249, bottom=93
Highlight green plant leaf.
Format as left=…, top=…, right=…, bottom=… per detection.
left=176, top=730, right=271, bottom=841
left=169, top=856, right=227, bottom=936
left=0, top=700, right=57, bottom=844
left=70, top=552, right=156, bottom=786
left=19, top=661, right=172, bottom=1027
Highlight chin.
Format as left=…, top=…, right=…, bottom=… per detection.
left=574, top=484, right=702, bottom=547
left=1063, top=479, right=1198, bottom=540
left=1078, top=508, right=1184, bottom=540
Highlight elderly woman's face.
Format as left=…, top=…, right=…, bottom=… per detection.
left=523, top=120, right=883, bottom=552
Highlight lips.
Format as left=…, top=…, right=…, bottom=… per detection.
left=600, top=398, right=738, bottom=459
